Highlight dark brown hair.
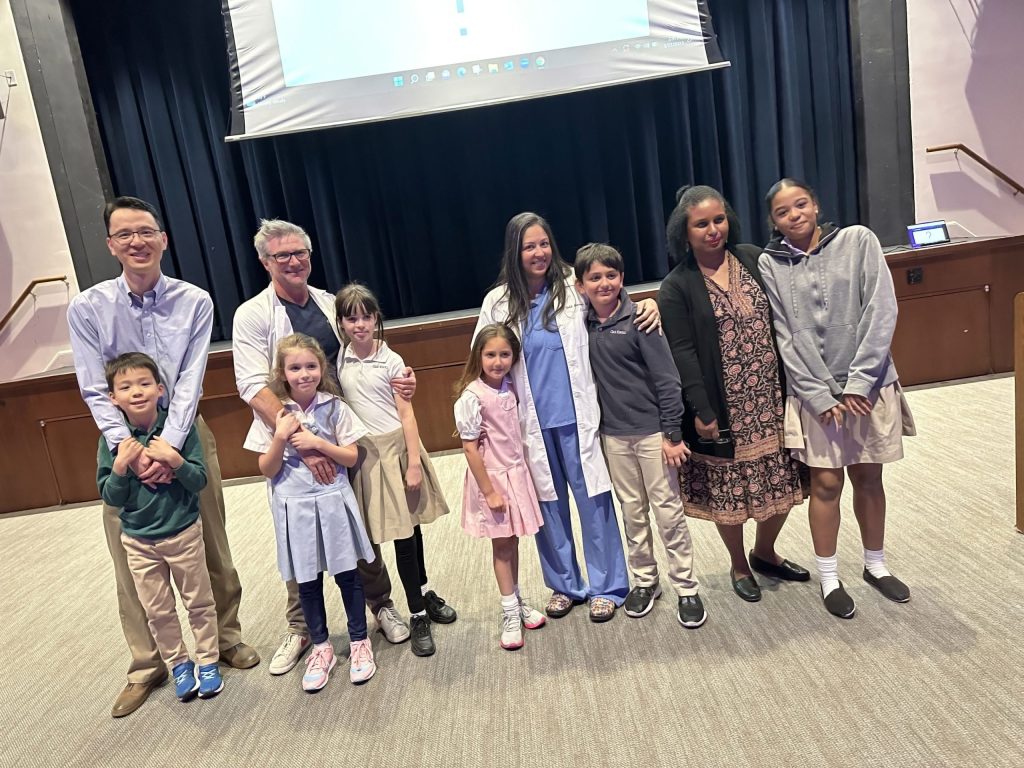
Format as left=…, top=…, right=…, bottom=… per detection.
left=335, top=282, right=386, bottom=347
left=495, top=212, right=571, bottom=331
left=573, top=243, right=624, bottom=282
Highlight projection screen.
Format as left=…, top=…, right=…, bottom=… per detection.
left=223, top=1, right=729, bottom=141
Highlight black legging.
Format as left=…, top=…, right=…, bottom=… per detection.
left=393, top=525, right=429, bottom=614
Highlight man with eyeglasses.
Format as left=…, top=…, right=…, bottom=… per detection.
left=233, top=218, right=427, bottom=677
left=67, top=196, right=259, bottom=718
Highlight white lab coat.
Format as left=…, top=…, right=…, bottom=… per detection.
left=232, top=283, right=340, bottom=404
left=474, top=279, right=611, bottom=503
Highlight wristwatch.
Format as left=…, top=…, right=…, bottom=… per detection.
left=665, top=430, right=683, bottom=444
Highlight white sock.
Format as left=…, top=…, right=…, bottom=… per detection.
left=420, top=582, right=431, bottom=596
left=500, top=593, right=518, bottom=616
left=815, top=554, right=840, bottom=598
left=864, top=548, right=892, bottom=579
left=410, top=609, right=427, bottom=618
left=314, top=640, right=332, bottom=650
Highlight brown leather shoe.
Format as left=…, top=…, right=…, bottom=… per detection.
left=220, top=642, right=261, bottom=669
left=111, top=677, right=166, bottom=718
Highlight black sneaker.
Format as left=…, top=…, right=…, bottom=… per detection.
left=423, top=590, right=457, bottom=624
left=677, top=594, right=708, bottom=628
left=409, top=615, right=436, bottom=656
left=623, top=585, right=661, bottom=618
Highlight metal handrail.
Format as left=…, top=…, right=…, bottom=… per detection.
left=0, top=275, right=68, bottom=335
left=926, top=143, right=1024, bottom=197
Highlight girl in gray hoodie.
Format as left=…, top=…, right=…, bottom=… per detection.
left=758, top=178, right=915, bottom=620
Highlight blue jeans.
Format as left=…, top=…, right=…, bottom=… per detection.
left=534, top=424, right=629, bottom=605
left=297, top=570, right=367, bottom=643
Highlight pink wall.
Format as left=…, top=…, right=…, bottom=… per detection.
left=909, top=0, right=1024, bottom=237
left=0, top=2, right=79, bottom=382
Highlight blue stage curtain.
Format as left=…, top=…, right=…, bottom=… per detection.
left=72, top=0, right=857, bottom=339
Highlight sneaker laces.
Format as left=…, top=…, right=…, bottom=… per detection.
left=275, top=633, right=304, bottom=658
left=198, top=666, right=218, bottom=682
left=173, top=666, right=193, bottom=685
left=519, top=597, right=539, bottom=618
left=307, top=645, right=331, bottom=673
left=377, top=605, right=403, bottom=625
left=502, top=611, right=522, bottom=634
left=350, top=640, right=372, bottom=667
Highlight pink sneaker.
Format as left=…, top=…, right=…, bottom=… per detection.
left=349, top=639, right=376, bottom=684
left=302, top=643, right=337, bottom=692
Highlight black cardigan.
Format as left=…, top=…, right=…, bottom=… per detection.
left=658, top=243, right=787, bottom=455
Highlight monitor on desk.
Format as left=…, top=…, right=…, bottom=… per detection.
left=907, top=220, right=951, bottom=249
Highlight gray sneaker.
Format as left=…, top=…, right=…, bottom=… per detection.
left=376, top=605, right=411, bottom=643
left=269, top=633, right=311, bottom=675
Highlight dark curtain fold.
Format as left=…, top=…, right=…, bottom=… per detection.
left=71, top=0, right=857, bottom=341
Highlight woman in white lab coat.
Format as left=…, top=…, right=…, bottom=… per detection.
left=475, top=212, right=655, bottom=622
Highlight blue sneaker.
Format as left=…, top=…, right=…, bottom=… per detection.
left=172, top=660, right=199, bottom=702
left=197, top=663, right=224, bottom=699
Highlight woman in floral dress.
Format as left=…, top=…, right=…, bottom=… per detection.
left=659, top=186, right=808, bottom=603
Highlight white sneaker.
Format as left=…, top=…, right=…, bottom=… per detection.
left=375, top=605, right=411, bottom=644
left=519, top=597, right=547, bottom=630
left=349, top=639, right=376, bottom=684
left=269, top=632, right=311, bottom=675
left=500, top=611, right=524, bottom=650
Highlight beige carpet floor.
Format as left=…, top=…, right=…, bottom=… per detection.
left=1, top=376, right=1021, bottom=768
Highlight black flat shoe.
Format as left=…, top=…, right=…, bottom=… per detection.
left=822, top=582, right=856, bottom=619
left=730, top=569, right=762, bottom=602
left=863, top=569, right=911, bottom=603
left=749, top=551, right=811, bottom=582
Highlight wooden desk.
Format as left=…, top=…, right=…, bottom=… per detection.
left=886, top=235, right=1024, bottom=384
left=3, top=237, right=1022, bottom=515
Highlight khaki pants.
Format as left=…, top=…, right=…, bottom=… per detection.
left=602, top=433, right=698, bottom=596
left=102, top=417, right=243, bottom=684
left=121, top=520, right=218, bottom=668
left=284, top=544, right=393, bottom=633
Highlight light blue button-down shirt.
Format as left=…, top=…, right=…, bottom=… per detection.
left=67, top=273, right=213, bottom=450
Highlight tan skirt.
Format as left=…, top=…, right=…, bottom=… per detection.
left=351, top=427, right=450, bottom=543
left=783, top=382, right=917, bottom=468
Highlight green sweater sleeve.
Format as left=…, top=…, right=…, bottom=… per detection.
left=172, top=425, right=208, bottom=495
left=96, top=438, right=132, bottom=508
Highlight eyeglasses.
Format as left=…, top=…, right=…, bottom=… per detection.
left=109, top=228, right=163, bottom=243
left=267, top=248, right=311, bottom=263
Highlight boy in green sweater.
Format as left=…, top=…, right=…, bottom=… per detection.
left=97, top=352, right=223, bottom=702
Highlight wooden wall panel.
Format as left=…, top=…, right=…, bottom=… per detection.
left=890, top=288, right=992, bottom=385
left=2, top=239, right=1022, bottom=514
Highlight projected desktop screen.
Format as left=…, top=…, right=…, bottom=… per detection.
left=222, top=0, right=729, bottom=141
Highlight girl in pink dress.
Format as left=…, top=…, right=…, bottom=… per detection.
left=454, top=324, right=546, bottom=650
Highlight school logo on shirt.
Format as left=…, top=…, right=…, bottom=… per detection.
left=609, top=329, right=627, bottom=335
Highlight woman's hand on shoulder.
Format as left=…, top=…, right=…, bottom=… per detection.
left=633, top=297, right=662, bottom=335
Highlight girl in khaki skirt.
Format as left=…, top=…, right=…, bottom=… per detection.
left=758, top=179, right=916, bottom=619
left=335, top=283, right=456, bottom=656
